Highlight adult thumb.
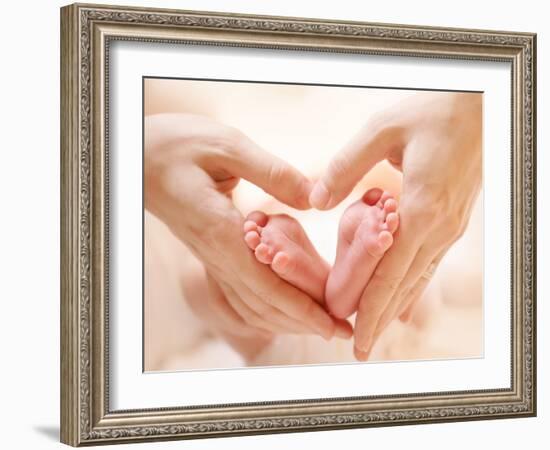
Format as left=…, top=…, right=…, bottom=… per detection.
left=223, top=133, right=313, bottom=210
left=309, top=123, right=395, bottom=210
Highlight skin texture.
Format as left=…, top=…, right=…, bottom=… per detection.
left=326, top=188, right=399, bottom=319
left=309, top=93, right=482, bottom=360
left=243, top=211, right=331, bottom=303
left=145, top=113, right=353, bottom=344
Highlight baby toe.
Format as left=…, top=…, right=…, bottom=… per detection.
left=271, top=252, right=294, bottom=276
left=378, top=230, right=393, bottom=252
left=383, top=198, right=398, bottom=214
left=385, top=212, right=399, bottom=233
left=246, top=210, right=269, bottom=227
left=362, top=188, right=384, bottom=206
left=380, top=191, right=393, bottom=204
left=243, top=220, right=259, bottom=233
left=255, top=243, right=274, bottom=264
left=244, top=231, right=261, bottom=250
left=375, top=191, right=392, bottom=209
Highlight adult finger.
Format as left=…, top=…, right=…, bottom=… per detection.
left=223, top=133, right=313, bottom=210
left=229, top=276, right=318, bottom=335
left=203, top=273, right=260, bottom=338
left=214, top=264, right=325, bottom=336
left=221, top=259, right=352, bottom=338
left=218, top=281, right=291, bottom=336
left=398, top=247, right=449, bottom=322
left=398, top=276, right=431, bottom=323
left=373, top=243, right=444, bottom=337
left=309, top=121, right=399, bottom=210
left=353, top=229, right=419, bottom=359
left=216, top=233, right=339, bottom=339
left=333, top=318, right=354, bottom=340
left=246, top=272, right=339, bottom=340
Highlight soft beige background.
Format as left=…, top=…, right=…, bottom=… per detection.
left=144, top=79, right=483, bottom=372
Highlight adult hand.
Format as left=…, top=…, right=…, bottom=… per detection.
left=145, top=113, right=352, bottom=340
left=309, top=93, right=482, bottom=359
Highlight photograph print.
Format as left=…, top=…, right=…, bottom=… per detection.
left=143, top=78, right=483, bottom=372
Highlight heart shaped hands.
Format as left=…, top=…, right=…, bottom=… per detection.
left=145, top=91, right=481, bottom=362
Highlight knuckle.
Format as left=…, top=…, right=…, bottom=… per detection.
left=267, top=160, right=289, bottom=188
left=451, top=225, right=465, bottom=241
left=207, top=125, right=247, bottom=159
left=447, top=209, right=462, bottom=230
left=223, top=125, right=246, bottom=148
left=328, top=154, right=351, bottom=182
left=453, top=218, right=468, bottom=241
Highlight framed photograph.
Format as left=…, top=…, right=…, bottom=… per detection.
left=60, top=3, right=536, bottom=446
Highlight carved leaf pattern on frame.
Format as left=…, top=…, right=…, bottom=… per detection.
left=75, top=7, right=535, bottom=442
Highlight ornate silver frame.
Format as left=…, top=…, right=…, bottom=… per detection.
left=60, top=3, right=536, bottom=446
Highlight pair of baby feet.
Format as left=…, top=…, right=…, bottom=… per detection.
left=243, top=188, right=399, bottom=320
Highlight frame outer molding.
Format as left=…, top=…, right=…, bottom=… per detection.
left=60, top=2, right=536, bottom=446
left=61, top=4, right=80, bottom=447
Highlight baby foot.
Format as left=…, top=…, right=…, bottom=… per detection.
left=243, top=211, right=330, bottom=302
left=325, top=188, right=399, bottom=319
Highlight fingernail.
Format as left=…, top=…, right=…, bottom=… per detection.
left=309, top=182, right=330, bottom=210
left=318, top=321, right=334, bottom=341
left=356, top=338, right=372, bottom=354
left=321, top=327, right=334, bottom=341
left=354, top=346, right=371, bottom=361
left=310, top=305, right=335, bottom=340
